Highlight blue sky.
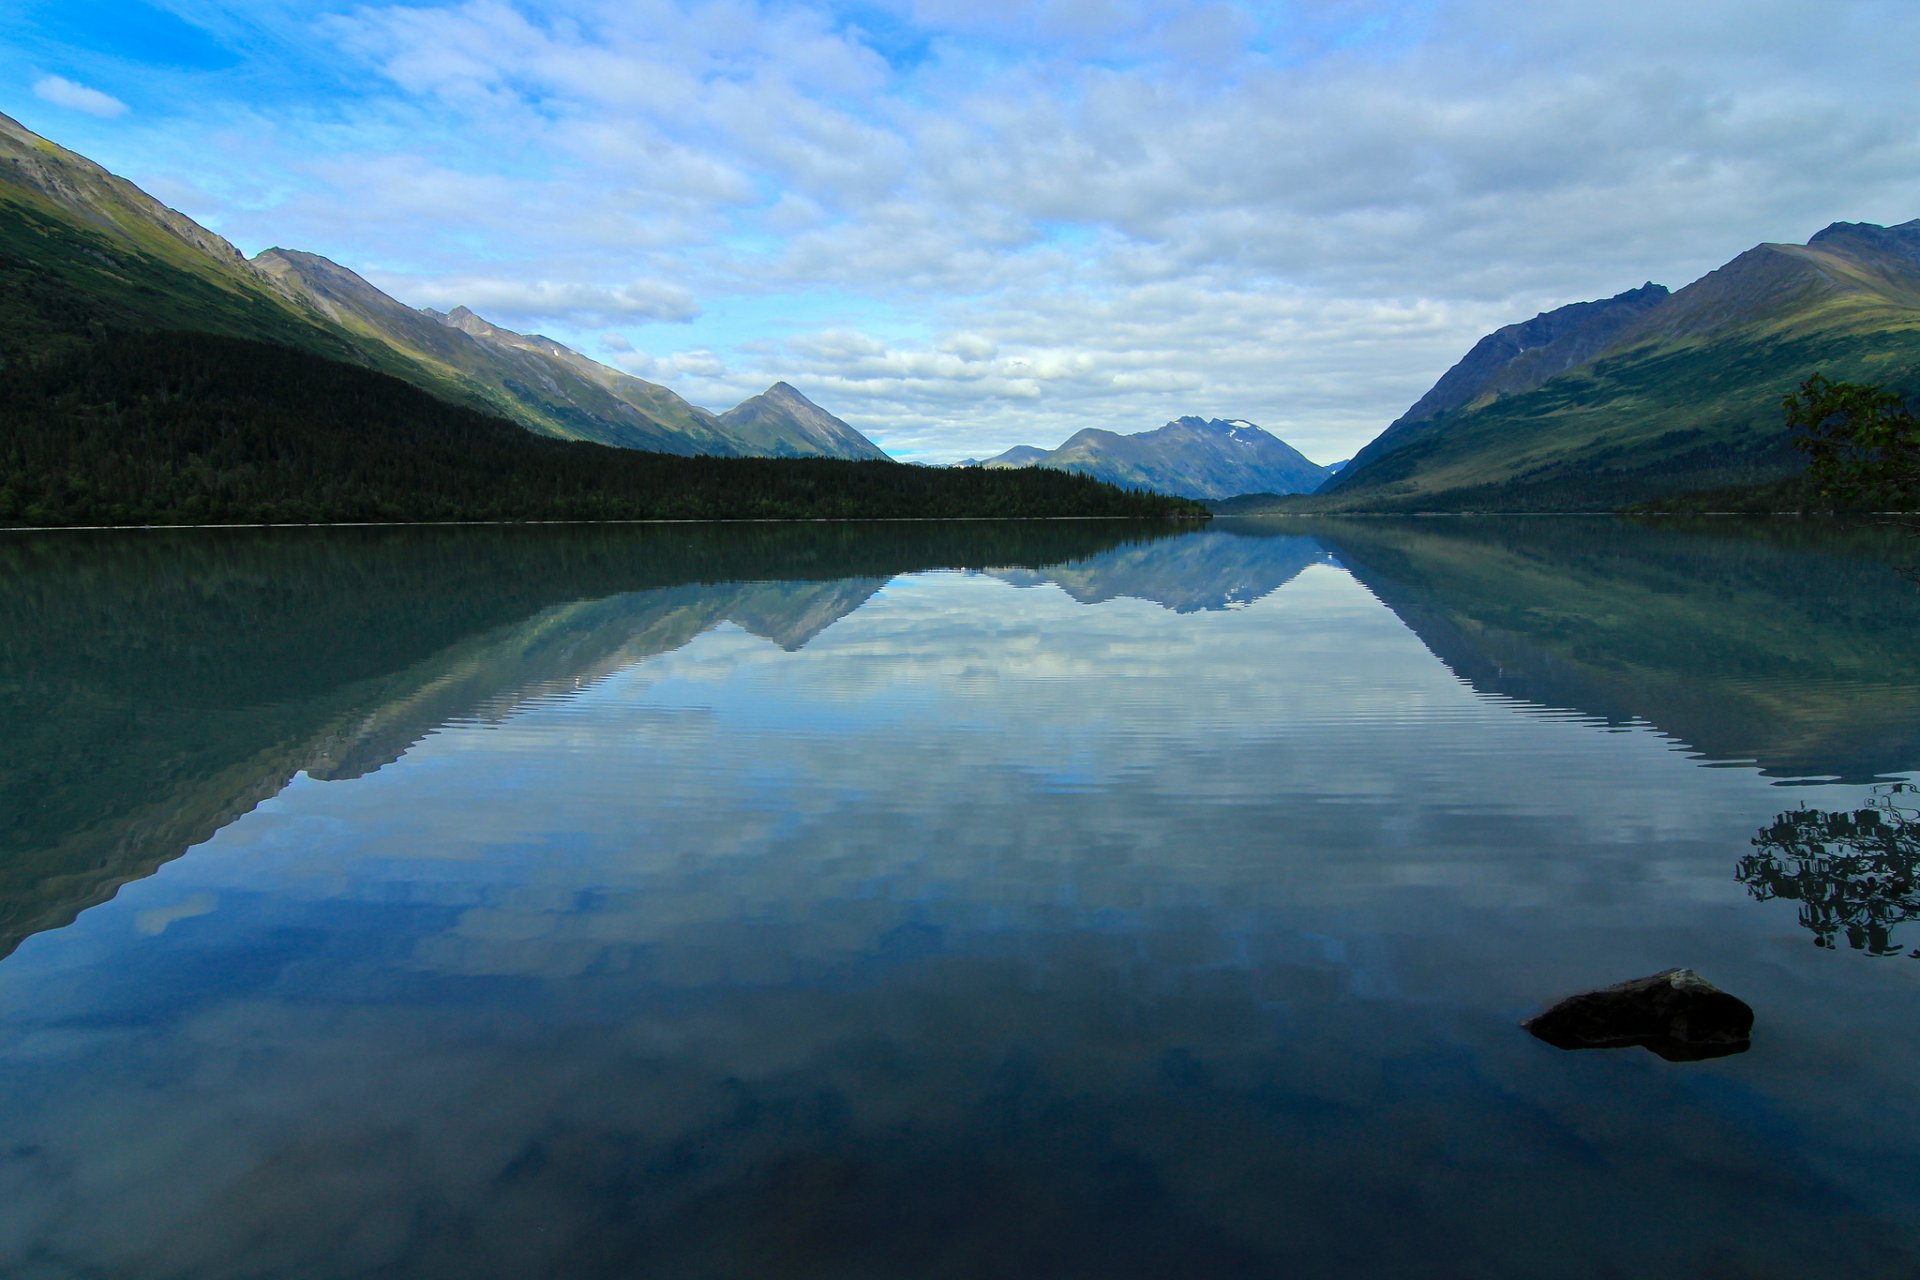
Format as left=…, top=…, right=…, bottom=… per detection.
left=9, top=0, right=1920, bottom=462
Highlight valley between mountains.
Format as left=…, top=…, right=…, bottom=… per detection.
left=3, top=106, right=1917, bottom=522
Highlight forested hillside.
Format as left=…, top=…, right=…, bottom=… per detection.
left=0, top=332, right=1206, bottom=526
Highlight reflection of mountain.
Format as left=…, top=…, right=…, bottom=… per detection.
left=1307, top=516, right=1920, bottom=782
left=994, top=524, right=1333, bottom=612
left=0, top=521, right=1183, bottom=961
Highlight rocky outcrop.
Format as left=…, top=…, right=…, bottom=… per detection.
left=1523, top=968, right=1753, bottom=1061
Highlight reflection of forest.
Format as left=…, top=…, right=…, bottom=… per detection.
left=0, top=521, right=1187, bottom=961
left=1739, top=786, right=1920, bottom=957
left=1299, top=516, right=1920, bottom=782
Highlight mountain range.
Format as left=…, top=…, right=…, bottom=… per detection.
left=968, top=416, right=1333, bottom=500
left=9, top=108, right=1917, bottom=513
left=1298, top=219, right=1920, bottom=510
left=0, top=111, right=884, bottom=463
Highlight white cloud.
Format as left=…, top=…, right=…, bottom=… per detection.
left=32, top=75, right=129, bottom=119
left=371, top=272, right=701, bottom=325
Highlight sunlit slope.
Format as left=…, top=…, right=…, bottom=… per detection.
left=0, top=115, right=388, bottom=369
left=0, top=112, right=888, bottom=460
left=1320, top=221, right=1920, bottom=510
left=253, top=250, right=740, bottom=454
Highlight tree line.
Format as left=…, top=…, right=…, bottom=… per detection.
left=0, top=330, right=1209, bottom=526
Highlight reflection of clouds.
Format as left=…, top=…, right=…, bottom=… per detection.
left=133, top=891, right=219, bottom=937
left=154, top=563, right=1820, bottom=978
left=4, top=556, right=1919, bottom=1276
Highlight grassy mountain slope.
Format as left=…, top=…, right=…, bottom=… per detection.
left=0, top=111, right=888, bottom=461
left=981, top=417, right=1332, bottom=500
left=1335, top=283, right=1672, bottom=487
left=1314, top=221, right=1920, bottom=511
left=0, top=118, right=392, bottom=373
left=254, top=248, right=739, bottom=455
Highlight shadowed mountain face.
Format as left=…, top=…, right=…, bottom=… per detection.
left=981, top=417, right=1332, bottom=500
left=1319, top=220, right=1920, bottom=510
left=0, top=521, right=1189, bottom=962
left=1297, top=516, right=1920, bottom=781
left=0, top=112, right=885, bottom=461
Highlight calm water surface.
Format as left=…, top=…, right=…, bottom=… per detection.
left=2, top=517, right=1919, bottom=1278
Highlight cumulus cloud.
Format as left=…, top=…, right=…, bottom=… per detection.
left=32, top=75, right=129, bottom=118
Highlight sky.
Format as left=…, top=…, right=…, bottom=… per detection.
left=7, top=1, right=1920, bottom=463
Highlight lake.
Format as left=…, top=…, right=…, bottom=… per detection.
left=2, top=516, right=1918, bottom=1278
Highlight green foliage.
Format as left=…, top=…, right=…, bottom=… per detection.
left=1785, top=373, right=1920, bottom=508
left=0, top=331, right=1208, bottom=525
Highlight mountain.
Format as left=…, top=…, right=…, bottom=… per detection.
left=716, top=381, right=891, bottom=461
left=977, top=416, right=1333, bottom=500
left=1333, top=283, right=1671, bottom=485
left=252, top=249, right=742, bottom=455
left=979, top=445, right=1051, bottom=468
left=0, top=111, right=396, bottom=373
left=0, top=111, right=886, bottom=462
left=1315, top=220, right=1920, bottom=510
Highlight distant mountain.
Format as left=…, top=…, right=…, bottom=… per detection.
left=980, top=445, right=1052, bottom=468
left=977, top=417, right=1333, bottom=500
left=716, top=381, right=890, bottom=461
left=1315, top=220, right=1920, bottom=510
left=0, top=111, right=886, bottom=462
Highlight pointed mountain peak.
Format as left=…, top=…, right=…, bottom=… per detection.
left=716, top=381, right=889, bottom=461
left=440, top=306, right=505, bottom=339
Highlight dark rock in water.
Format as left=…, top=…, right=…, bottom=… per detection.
left=1523, top=968, right=1753, bottom=1061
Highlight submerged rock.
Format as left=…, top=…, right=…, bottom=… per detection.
left=1523, top=968, right=1753, bottom=1061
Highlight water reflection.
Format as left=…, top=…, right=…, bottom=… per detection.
left=1305, top=516, right=1920, bottom=782
left=1739, top=784, right=1920, bottom=956
left=0, top=521, right=1182, bottom=960
left=8, top=517, right=1920, bottom=966
left=3, top=519, right=1920, bottom=1277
